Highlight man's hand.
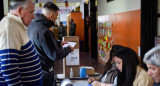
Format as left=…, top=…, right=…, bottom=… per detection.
left=61, top=41, right=68, bottom=46
left=69, top=45, right=74, bottom=52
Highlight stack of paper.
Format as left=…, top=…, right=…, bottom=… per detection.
left=63, top=42, right=76, bottom=48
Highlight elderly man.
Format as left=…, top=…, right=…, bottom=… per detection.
left=143, top=46, right=160, bottom=86
left=0, top=0, right=42, bottom=86
left=28, top=2, right=74, bottom=86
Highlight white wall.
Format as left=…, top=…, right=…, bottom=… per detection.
left=3, top=0, right=8, bottom=15
left=98, top=0, right=141, bottom=16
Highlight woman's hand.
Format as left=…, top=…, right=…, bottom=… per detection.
left=88, top=77, right=95, bottom=83
left=92, top=81, right=112, bottom=86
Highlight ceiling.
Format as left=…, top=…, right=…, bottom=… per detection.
left=56, top=0, right=82, bottom=3
left=37, top=0, right=83, bottom=3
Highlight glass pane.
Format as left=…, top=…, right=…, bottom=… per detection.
left=158, top=0, right=160, bottom=13
left=157, top=18, right=160, bottom=36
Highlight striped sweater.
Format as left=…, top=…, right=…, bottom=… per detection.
left=0, top=13, right=42, bottom=86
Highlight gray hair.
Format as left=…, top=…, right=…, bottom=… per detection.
left=143, top=46, right=160, bottom=67
left=9, top=0, right=32, bottom=11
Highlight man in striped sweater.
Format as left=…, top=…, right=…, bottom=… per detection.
left=0, top=0, right=42, bottom=86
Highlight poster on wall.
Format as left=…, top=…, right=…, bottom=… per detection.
left=98, top=16, right=113, bottom=62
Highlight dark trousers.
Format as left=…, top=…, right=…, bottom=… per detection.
left=43, top=77, right=56, bottom=86
left=42, top=70, right=56, bottom=86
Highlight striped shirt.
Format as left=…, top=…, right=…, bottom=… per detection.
left=0, top=13, right=42, bottom=86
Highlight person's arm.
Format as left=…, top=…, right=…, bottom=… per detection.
left=56, top=40, right=62, bottom=48
left=0, top=26, right=22, bottom=85
left=1, top=49, right=22, bottom=86
left=91, top=81, right=113, bottom=86
left=90, top=76, right=117, bottom=86
left=41, top=30, right=73, bottom=61
left=136, top=75, right=154, bottom=86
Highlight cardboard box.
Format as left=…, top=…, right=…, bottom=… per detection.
left=65, top=66, right=80, bottom=77
left=63, top=36, right=80, bottom=77
left=80, top=66, right=95, bottom=75
left=86, top=68, right=95, bottom=75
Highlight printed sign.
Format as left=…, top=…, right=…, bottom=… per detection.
left=66, top=49, right=79, bottom=65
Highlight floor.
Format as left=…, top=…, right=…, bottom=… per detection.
left=54, top=51, right=105, bottom=75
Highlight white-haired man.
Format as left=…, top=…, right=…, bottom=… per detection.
left=143, top=46, right=160, bottom=86
left=27, top=2, right=74, bottom=86
left=0, top=0, right=42, bottom=86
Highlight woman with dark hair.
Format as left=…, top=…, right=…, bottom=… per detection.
left=114, top=47, right=153, bottom=86
left=88, top=45, right=124, bottom=86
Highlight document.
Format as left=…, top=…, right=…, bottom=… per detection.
left=63, top=42, right=76, bottom=48
left=66, top=49, right=79, bottom=65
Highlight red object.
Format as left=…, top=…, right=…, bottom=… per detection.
left=86, top=15, right=90, bottom=26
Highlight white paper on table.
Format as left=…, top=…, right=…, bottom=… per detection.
left=63, top=42, right=76, bottom=48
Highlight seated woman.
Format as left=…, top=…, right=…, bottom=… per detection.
left=88, top=45, right=124, bottom=86
left=143, top=46, right=160, bottom=86
left=114, top=47, right=154, bottom=86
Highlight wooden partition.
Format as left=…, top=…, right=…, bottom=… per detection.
left=111, top=10, right=140, bottom=52
left=70, top=12, right=84, bottom=41
left=98, top=10, right=141, bottom=65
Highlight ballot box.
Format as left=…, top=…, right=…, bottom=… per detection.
left=62, top=36, right=80, bottom=77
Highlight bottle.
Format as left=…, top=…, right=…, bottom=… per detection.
left=70, top=68, right=73, bottom=78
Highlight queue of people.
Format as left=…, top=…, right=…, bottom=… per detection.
left=0, top=0, right=160, bottom=86
left=0, top=0, right=73, bottom=86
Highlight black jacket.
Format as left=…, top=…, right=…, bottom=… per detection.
left=28, top=13, right=71, bottom=74
left=69, top=22, right=76, bottom=36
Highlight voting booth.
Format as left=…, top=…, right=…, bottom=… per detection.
left=62, top=36, right=80, bottom=77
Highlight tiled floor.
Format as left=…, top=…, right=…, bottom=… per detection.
left=54, top=52, right=105, bottom=75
